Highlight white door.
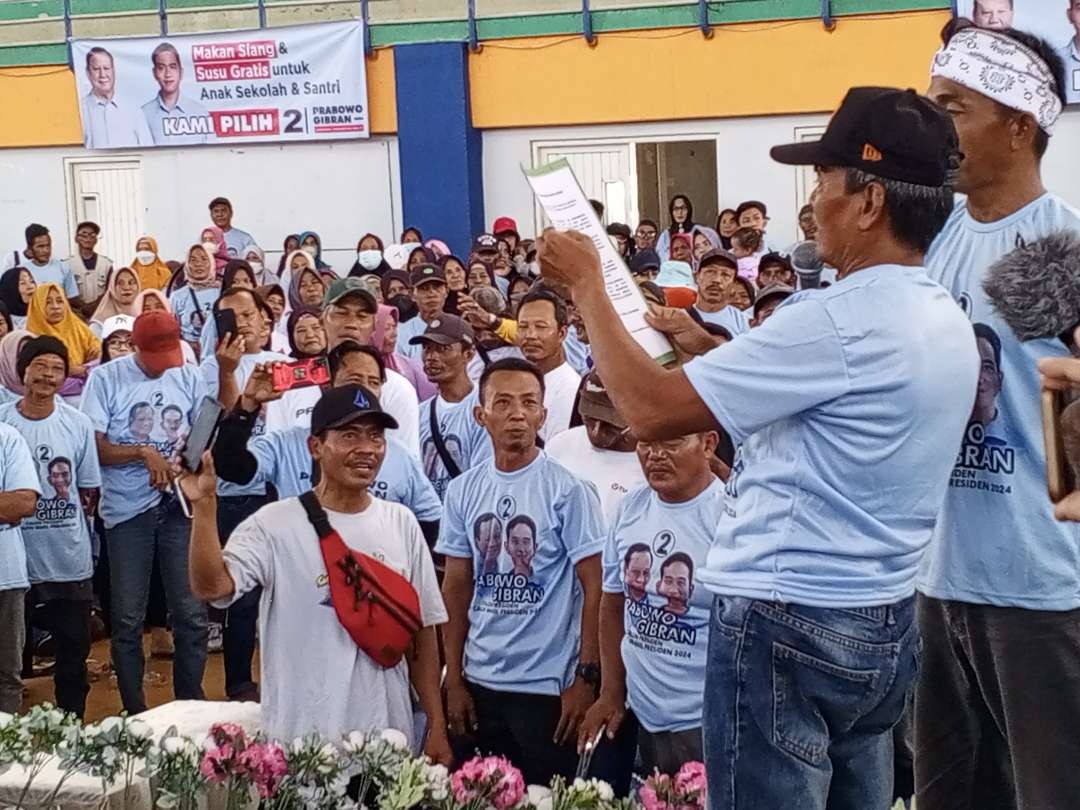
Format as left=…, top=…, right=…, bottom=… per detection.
left=66, top=159, right=144, bottom=263
left=532, top=142, right=636, bottom=230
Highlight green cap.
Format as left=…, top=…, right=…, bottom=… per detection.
left=323, top=277, right=378, bottom=311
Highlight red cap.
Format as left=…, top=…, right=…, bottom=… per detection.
left=492, top=216, right=518, bottom=236
left=131, top=310, right=183, bottom=376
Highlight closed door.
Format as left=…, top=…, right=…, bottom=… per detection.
left=67, top=159, right=144, bottom=263
left=533, top=142, right=637, bottom=229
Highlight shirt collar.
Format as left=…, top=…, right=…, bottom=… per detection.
left=88, top=93, right=118, bottom=109
left=156, top=95, right=187, bottom=113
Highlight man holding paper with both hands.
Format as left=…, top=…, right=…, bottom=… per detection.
left=539, top=87, right=980, bottom=809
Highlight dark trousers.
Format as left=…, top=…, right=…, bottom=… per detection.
left=915, top=595, right=1080, bottom=810
left=216, top=494, right=267, bottom=700
left=23, top=587, right=91, bottom=718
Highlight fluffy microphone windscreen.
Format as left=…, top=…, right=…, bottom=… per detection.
left=982, top=230, right=1080, bottom=342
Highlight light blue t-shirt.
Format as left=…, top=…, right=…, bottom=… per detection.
left=602, top=478, right=724, bottom=732
left=169, top=286, right=220, bottom=343
left=395, top=315, right=430, bottom=359
left=694, top=305, right=749, bottom=336
left=202, top=349, right=289, bottom=497
left=80, top=355, right=207, bottom=528
left=247, top=429, right=441, bottom=521
left=0, top=387, right=17, bottom=406
left=223, top=227, right=256, bottom=259
left=918, top=194, right=1080, bottom=610
left=0, top=423, right=40, bottom=590
left=435, top=452, right=604, bottom=695
left=0, top=403, right=101, bottom=583
left=684, top=264, right=978, bottom=608
left=418, top=388, right=493, bottom=500
left=27, top=258, right=79, bottom=299
left=564, top=329, right=592, bottom=376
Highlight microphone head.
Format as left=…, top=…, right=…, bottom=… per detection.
left=983, top=230, right=1080, bottom=342
left=790, top=240, right=824, bottom=272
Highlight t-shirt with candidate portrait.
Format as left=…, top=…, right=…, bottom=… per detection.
left=683, top=263, right=979, bottom=608
left=247, top=429, right=441, bottom=521
left=435, top=452, right=604, bottom=696
left=26, top=258, right=79, bottom=300
left=0, top=403, right=101, bottom=584
left=223, top=227, right=256, bottom=259
left=202, top=349, right=290, bottom=497
left=264, top=369, right=421, bottom=459
left=919, top=194, right=1080, bottom=611
left=0, top=424, right=40, bottom=590
left=212, top=496, right=447, bottom=743
left=80, top=355, right=207, bottom=529
left=169, top=286, right=220, bottom=343
left=418, top=388, right=493, bottom=500
left=602, top=478, right=725, bottom=733
left=545, top=426, right=647, bottom=524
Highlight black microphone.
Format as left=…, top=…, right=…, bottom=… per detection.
left=790, top=241, right=823, bottom=290
left=983, top=230, right=1080, bottom=344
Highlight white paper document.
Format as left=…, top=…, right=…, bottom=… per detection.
left=522, top=159, right=676, bottom=366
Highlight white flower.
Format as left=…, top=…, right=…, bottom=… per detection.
left=428, top=764, right=450, bottom=799
left=527, top=785, right=552, bottom=804
left=592, top=780, right=614, bottom=801
left=0, top=712, right=13, bottom=726
left=342, top=731, right=368, bottom=754
left=99, top=716, right=124, bottom=734
left=378, top=728, right=409, bottom=750
left=127, top=719, right=153, bottom=739
left=160, top=736, right=197, bottom=757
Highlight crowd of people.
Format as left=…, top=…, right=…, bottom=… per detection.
left=0, top=16, right=1077, bottom=810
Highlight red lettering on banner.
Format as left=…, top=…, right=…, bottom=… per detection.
left=192, top=40, right=277, bottom=63
left=212, top=109, right=279, bottom=137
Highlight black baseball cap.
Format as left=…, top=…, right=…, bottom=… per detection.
left=311, top=384, right=399, bottom=436
left=758, top=252, right=793, bottom=274
left=471, top=234, right=499, bottom=255
left=408, top=314, right=475, bottom=347
left=409, top=263, right=446, bottom=288
left=770, top=87, right=958, bottom=187
left=697, top=248, right=738, bottom=272
left=629, top=250, right=661, bottom=275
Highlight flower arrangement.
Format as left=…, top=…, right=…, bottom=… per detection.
left=0, top=708, right=704, bottom=810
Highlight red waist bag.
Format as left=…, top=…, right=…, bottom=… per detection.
left=299, top=491, right=422, bottom=668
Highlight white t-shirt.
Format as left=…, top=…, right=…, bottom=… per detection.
left=215, top=496, right=447, bottom=743
left=541, top=362, right=581, bottom=443
left=545, top=426, right=646, bottom=524
left=263, top=369, right=421, bottom=458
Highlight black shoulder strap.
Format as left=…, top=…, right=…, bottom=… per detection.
left=428, top=398, right=463, bottom=479
left=476, top=343, right=492, bottom=367
left=299, top=490, right=333, bottom=539
left=188, top=286, right=205, bottom=328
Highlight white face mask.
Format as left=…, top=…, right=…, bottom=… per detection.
left=301, top=244, right=318, bottom=258
left=135, top=250, right=155, bottom=265
left=248, top=261, right=263, bottom=274
left=202, top=241, right=218, bottom=254
left=357, top=249, right=382, bottom=270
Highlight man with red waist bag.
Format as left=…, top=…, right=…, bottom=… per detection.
left=184, top=384, right=450, bottom=763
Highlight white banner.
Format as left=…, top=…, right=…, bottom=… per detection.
left=71, top=20, right=369, bottom=149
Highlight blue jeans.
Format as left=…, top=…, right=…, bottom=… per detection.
left=703, top=595, right=919, bottom=810
left=107, top=498, right=208, bottom=713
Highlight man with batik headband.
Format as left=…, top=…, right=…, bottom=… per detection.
left=916, top=24, right=1080, bottom=810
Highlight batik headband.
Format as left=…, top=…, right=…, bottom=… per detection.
left=931, top=27, right=1062, bottom=135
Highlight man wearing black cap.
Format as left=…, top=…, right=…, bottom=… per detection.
left=263, top=278, right=422, bottom=459
left=755, top=252, right=797, bottom=289
left=537, top=86, right=979, bottom=808
left=692, top=249, right=749, bottom=337
left=397, top=264, right=449, bottom=360
left=186, top=384, right=450, bottom=760
left=750, top=283, right=794, bottom=328
left=629, top=250, right=661, bottom=281
left=412, top=315, right=492, bottom=500
left=0, top=337, right=101, bottom=717
left=209, top=197, right=256, bottom=259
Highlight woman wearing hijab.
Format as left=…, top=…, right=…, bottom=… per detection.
left=199, top=225, right=231, bottom=274
left=258, top=283, right=287, bottom=329
left=132, top=289, right=198, bottom=364
left=691, top=228, right=720, bottom=269
left=440, top=254, right=468, bottom=316
left=466, top=255, right=497, bottom=291
left=289, top=266, right=328, bottom=311
left=371, top=304, right=435, bottom=400
left=277, top=248, right=317, bottom=302
left=26, top=283, right=101, bottom=388
left=169, top=243, right=221, bottom=347
left=0, top=302, right=11, bottom=340
left=286, top=306, right=327, bottom=359
left=89, top=266, right=141, bottom=335
left=349, top=233, right=388, bottom=277
left=716, top=208, right=738, bottom=250
left=400, top=226, right=423, bottom=244
left=241, top=245, right=272, bottom=286
left=222, top=260, right=258, bottom=291
left=131, top=236, right=173, bottom=290
left=276, top=234, right=300, bottom=277
left=670, top=232, right=695, bottom=265
left=655, top=194, right=706, bottom=260
left=0, top=329, right=33, bottom=398
left=297, top=231, right=332, bottom=273
left=0, top=266, right=35, bottom=329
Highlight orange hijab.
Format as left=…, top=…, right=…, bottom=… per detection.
left=25, top=283, right=101, bottom=366
left=131, top=236, right=173, bottom=290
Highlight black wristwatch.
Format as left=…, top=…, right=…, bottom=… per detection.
left=575, top=662, right=601, bottom=686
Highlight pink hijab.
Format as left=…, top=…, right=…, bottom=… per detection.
left=372, top=304, right=436, bottom=400
left=200, top=225, right=231, bottom=273
left=0, top=329, right=34, bottom=395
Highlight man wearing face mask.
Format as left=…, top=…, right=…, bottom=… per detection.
left=546, top=372, right=646, bottom=523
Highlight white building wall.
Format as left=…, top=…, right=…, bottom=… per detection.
left=483, top=109, right=1080, bottom=247
left=0, top=137, right=402, bottom=273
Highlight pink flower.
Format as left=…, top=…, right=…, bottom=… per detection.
left=199, top=744, right=235, bottom=783
left=674, top=761, right=707, bottom=803
left=239, top=742, right=288, bottom=798
left=208, top=723, right=247, bottom=749
left=451, top=756, right=525, bottom=809
left=639, top=781, right=668, bottom=810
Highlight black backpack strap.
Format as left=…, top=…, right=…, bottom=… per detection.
left=428, top=398, right=463, bottom=479
left=476, top=343, right=492, bottom=367
left=298, top=490, right=333, bottom=539
left=188, top=286, right=205, bottom=329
